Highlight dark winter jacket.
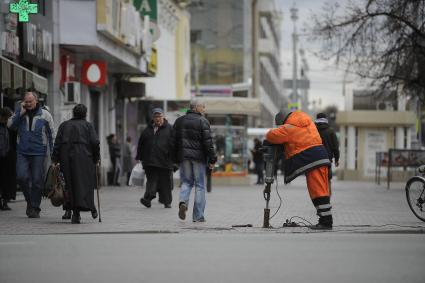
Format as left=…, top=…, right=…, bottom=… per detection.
left=108, top=142, right=121, bottom=161
left=315, top=121, right=340, bottom=163
left=7, top=104, right=54, bottom=156
left=136, top=119, right=175, bottom=170
left=251, top=142, right=264, bottom=164
left=173, top=110, right=217, bottom=164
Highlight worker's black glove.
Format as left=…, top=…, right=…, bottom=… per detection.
left=173, top=164, right=179, bottom=172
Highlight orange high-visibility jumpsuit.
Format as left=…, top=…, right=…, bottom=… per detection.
left=266, top=111, right=332, bottom=226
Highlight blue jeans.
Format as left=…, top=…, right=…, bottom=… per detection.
left=179, top=160, right=206, bottom=221
left=16, top=153, right=45, bottom=209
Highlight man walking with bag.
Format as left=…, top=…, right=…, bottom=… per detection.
left=7, top=91, right=55, bottom=218
left=173, top=100, right=217, bottom=222
left=137, top=108, right=176, bottom=208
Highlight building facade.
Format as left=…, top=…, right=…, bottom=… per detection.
left=187, top=0, right=284, bottom=180
left=0, top=0, right=51, bottom=111
left=55, top=0, right=153, bottom=181
left=126, top=0, right=191, bottom=149
left=337, top=85, right=417, bottom=181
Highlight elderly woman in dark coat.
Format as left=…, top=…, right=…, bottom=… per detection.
left=52, top=104, right=100, bottom=224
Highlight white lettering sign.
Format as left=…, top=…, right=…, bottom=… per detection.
left=141, top=0, right=152, bottom=12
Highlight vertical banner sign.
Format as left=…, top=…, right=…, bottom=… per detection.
left=9, top=0, right=38, bottom=22
left=133, top=0, right=160, bottom=42
left=133, top=0, right=157, bottom=22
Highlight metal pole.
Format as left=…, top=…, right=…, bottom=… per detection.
left=96, top=162, right=102, bottom=222
left=418, top=97, right=423, bottom=147
left=290, top=5, right=298, bottom=105
left=251, top=0, right=258, bottom=99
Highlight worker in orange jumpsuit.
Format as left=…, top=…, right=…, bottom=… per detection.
left=266, top=110, right=333, bottom=230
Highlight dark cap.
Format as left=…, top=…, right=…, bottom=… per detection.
left=151, top=108, right=164, bottom=115
left=275, top=110, right=290, bottom=126
left=316, top=113, right=327, bottom=119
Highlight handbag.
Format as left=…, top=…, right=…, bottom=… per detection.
left=43, top=164, right=56, bottom=197
left=47, top=165, right=66, bottom=207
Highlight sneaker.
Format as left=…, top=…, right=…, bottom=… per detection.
left=140, top=198, right=151, bottom=208
left=178, top=202, right=187, bottom=220
left=62, top=210, right=72, bottom=220
left=27, top=208, right=40, bottom=218
left=193, top=217, right=206, bottom=223
left=309, top=223, right=332, bottom=230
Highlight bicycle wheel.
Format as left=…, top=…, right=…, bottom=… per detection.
left=405, top=176, right=425, bottom=222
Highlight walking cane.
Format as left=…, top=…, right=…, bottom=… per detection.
left=96, top=162, right=102, bottom=223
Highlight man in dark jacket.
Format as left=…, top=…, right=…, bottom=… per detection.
left=137, top=108, right=175, bottom=208
left=52, top=104, right=100, bottom=224
left=173, top=100, right=217, bottom=222
left=315, top=113, right=340, bottom=195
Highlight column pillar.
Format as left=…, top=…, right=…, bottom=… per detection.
left=339, top=126, right=346, bottom=168
left=346, top=126, right=356, bottom=170
left=395, top=127, right=404, bottom=149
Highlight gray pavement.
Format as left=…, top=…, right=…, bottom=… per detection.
left=1, top=175, right=425, bottom=283
left=1, top=233, right=424, bottom=283
left=0, top=175, right=424, bottom=235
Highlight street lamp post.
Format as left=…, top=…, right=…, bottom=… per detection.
left=290, top=5, right=298, bottom=106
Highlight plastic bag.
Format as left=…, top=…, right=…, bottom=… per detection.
left=128, top=163, right=145, bottom=186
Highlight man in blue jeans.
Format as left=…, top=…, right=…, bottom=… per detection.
left=8, top=91, right=54, bottom=218
left=173, top=100, right=217, bottom=222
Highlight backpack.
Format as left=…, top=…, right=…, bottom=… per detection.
left=0, top=125, right=9, bottom=157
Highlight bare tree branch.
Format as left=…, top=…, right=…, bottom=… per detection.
left=309, top=0, right=425, bottom=99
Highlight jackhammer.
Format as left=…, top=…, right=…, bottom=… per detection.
left=261, top=140, right=282, bottom=228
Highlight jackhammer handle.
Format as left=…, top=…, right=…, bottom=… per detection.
left=263, top=184, right=271, bottom=201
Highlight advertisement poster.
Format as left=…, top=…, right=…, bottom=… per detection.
left=364, top=130, right=387, bottom=177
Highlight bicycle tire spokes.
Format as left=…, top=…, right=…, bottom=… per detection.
left=406, top=178, right=425, bottom=222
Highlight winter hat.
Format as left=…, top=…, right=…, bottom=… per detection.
left=316, top=113, right=327, bottom=119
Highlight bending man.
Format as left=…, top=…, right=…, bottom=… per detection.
left=266, top=110, right=332, bottom=230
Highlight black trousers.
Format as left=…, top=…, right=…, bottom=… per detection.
left=143, top=166, right=173, bottom=205
left=0, top=154, right=17, bottom=201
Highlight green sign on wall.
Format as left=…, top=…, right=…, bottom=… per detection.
left=9, top=0, right=38, bottom=22
left=133, top=0, right=157, bottom=22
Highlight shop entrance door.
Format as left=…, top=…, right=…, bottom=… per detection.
left=89, top=90, right=100, bottom=136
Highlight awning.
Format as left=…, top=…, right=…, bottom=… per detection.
left=196, top=97, right=261, bottom=116
left=117, top=81, right=145, bottom=98
left=1, top=55, right=48, bottom=94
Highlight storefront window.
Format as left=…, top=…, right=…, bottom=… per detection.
left=211, top=125, right=247, bottom=173
left=207, top=114, right=248, bottom=174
